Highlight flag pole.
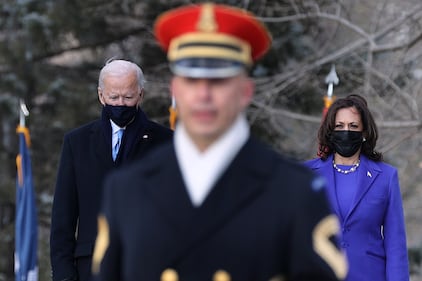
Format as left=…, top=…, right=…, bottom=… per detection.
left=323, top=65, right=339, bottom=117
left=19, top=99, right=30, bottom=127
left=15, top=99, right=38, bottom=281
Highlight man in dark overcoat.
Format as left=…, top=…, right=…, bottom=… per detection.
left=50, top=59, right=173, bottom=281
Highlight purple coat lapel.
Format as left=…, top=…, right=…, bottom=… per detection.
left=304, top=155, right=381, bottom=223
left=344, top=157, right=380, bottom=221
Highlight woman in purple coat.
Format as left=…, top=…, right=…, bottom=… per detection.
left=305, top=94, right=409, bottom=281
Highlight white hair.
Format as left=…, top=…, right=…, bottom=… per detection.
left=98, top=59, right=145, bottom=90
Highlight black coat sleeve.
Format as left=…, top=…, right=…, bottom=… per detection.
left=50, top=136, right=79, bottom=281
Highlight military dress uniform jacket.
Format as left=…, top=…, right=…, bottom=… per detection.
left=93, top=138, right=346, bottom=281
left=305, top=155, right=409, bottom=281
left=50, top=109, right=173, bottom=281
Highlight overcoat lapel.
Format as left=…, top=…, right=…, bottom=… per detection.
left=145, top=139, right=271, bottom=267
left=120, top=109, right=148, bottom=161
left=307, top=155, right=381, bottom=223
left=92, top=121, right=114, bottom=169
left=344, top=156, right=380, bottom=221
left=97, top=108, right=151, bottom=164
left=145, top=147, right=195, bottom=231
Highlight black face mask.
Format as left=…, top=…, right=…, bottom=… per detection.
left=330, top=130, right=363, bottom=157
left=103, top=105, right=137, bottom=127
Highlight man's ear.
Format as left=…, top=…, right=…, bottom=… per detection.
left=241, top=77, right=254, bottom=108
left=98, top=87, right=106, bottom=106
left=139, top=88, right=144, bottom=101
left=136, top=89, right=145, bottom=108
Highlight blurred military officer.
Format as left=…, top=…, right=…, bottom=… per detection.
left=91, top=3, right=348, bottom=281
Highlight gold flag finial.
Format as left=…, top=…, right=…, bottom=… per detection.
left=196, top=3, right=217, bottom=32
left=169, top=96, right=177, bottom=130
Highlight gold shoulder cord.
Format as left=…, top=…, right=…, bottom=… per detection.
left=92, top=215, right=110, bottom=274
left=313, top=214, right=348, bottom=279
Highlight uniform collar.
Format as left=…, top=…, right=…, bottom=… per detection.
left=174, top=114, right=250, bottom=206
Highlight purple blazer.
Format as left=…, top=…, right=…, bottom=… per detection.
left=305, top=154, right=409, bottom=281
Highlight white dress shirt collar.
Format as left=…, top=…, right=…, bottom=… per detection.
left=174, top=114, right=250, bottom=206
left=110, top=120, right=125, bottom=150
left=110, top=120, right=125, bottom=133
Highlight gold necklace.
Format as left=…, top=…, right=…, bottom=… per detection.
left=332, top=159, right=360, bottom=174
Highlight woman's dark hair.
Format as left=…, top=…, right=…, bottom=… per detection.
left=317, top=94, right=383, bottom=161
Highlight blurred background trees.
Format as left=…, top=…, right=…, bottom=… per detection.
left=1, top=0, right=422, bottom=280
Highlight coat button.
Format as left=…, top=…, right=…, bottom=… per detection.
left=213, top=270, right=231, bottom=281
left=161, top=268, right=178, bottom=281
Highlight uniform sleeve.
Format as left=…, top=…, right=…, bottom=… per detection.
left=290, top=175, right=348, bottom=281
left=383, top=169, right=410, bottom=281
left=50, top=136, right=79, bottom=281
left=91, top=173, right=122, bottom=281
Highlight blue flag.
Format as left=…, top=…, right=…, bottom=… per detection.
left=15, top=126, right=38, bottom=281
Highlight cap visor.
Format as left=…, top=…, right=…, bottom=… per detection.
left=170, top=58, right=246, bottom=78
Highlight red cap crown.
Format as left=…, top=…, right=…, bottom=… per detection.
left=154, top=3, right=271, bottom=77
